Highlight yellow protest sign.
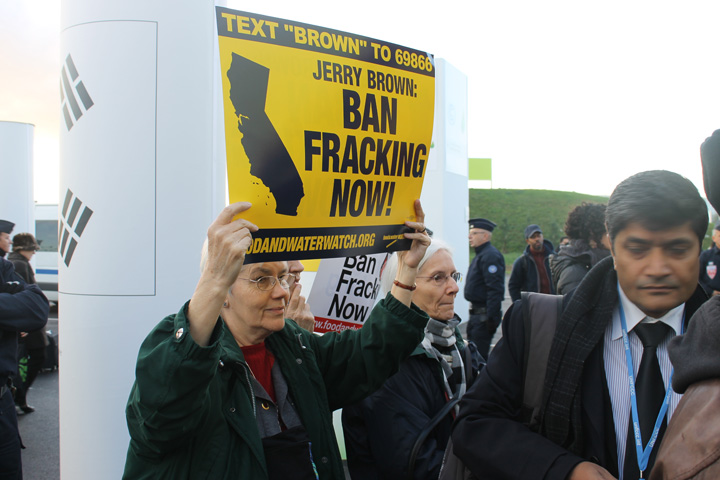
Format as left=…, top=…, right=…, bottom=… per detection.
left=216, top=8, right=434, bottom=263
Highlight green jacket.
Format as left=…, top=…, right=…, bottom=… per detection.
left=123, top=293, right=428, bottom=479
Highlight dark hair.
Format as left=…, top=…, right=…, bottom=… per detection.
left=564, top=203, right=607, bottom=245
left=606, top=170, right=707, bottom=245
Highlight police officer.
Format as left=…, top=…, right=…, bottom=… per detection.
left=0, top=219, right=49, bottom=478
left=0, top=219, right=12, bottom=258
left=464, top=218, right=505, bottom=359
left=699, top=220, right=720, bottom=296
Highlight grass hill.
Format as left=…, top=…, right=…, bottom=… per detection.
left=469, top=189, right=716, bottom=271
left=469, top=189, right=609, bottom=256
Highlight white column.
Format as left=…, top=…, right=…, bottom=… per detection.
left=0, top=121, right=34, bottom=235
left=59, top=1, right=225, bottom=477
left=420, top=59, right=470, bottom=317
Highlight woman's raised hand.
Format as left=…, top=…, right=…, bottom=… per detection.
left=398, top=199, right=431, bottom=269
left=188, top=202, right=258, bottom=346
left=204, top=202, right=258, bottom=290
left=391, top=200, right=431, bottom=307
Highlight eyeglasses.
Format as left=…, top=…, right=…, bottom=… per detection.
left=238, top=273, right=297, bottom=291
left=416, top=271, right=462, bottom=286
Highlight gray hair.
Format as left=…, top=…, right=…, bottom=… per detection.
left=606, top=170, right=707, bottom=246
left=380, top=239, right=453, bottom=294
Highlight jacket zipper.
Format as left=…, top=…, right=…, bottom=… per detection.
left=238, top=362, right=256, bottom=418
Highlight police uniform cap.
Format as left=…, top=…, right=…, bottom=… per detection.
left=0, top=220, right=14, bottom=235
left=469, top=218, right=496, bottom=232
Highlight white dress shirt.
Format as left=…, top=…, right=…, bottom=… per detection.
left=603, top=286, right=684, bottom=478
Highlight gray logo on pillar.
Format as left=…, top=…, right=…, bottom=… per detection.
left=60, top=189, right=93, bottom=267
left=60, top=54, right=94, bottom=131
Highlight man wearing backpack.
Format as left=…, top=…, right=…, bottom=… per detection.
left=451, top=170, right=709, bottom=480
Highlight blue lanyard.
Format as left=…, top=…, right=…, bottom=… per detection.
left=618, top=292, right=683, bottom=479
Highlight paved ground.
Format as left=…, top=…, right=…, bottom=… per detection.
left=17, top=370, right=59, bottom=479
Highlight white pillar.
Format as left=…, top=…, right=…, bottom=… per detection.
left=0, top=121, right=34, bottom=235
left=420, top=59, right=470, bottom=317
left=59, top=1, right=225, bottom=477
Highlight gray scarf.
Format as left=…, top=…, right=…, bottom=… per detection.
left=421, top=317, right=466, bottom=414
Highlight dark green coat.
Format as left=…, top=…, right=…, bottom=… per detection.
left=123, top=293, right=428, bottom=479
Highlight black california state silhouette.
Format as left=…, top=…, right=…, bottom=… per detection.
left=227, top=53, right=305, bottom=216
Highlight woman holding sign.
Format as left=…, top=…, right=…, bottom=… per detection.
left=342, top=239, right=481, bottom=480
left=122, top=200, right=431, bottom=480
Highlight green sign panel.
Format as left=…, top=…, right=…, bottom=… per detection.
left=469, top=158, right=492, bottom=181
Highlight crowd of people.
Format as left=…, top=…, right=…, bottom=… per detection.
left=122, top=129, right=720, bottom=480
left=121, top=165, right=719, bottom=480
left=4, top=134, right=720, bottom=480
left=456, top=169, right=709, bottom=480
left=450, top=134, right=720, bottom=480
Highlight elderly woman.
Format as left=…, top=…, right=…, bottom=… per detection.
left=342, top=239, right=478, bottom=480
left=123, top=201, right=431, bottom=480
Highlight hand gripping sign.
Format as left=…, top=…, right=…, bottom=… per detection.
left=216, top=8, right=435, bottom=263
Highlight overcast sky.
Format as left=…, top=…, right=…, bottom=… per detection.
left=2, top=0, right=719, bottom=205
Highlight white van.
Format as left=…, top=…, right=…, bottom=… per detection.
left=34, top=204, right=59, bottom=305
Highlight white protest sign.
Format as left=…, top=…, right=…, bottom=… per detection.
left=309, top=253, right=388, bottom=333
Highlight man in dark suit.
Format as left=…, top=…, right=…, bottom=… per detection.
left=452, top=170, right=708, bottom=480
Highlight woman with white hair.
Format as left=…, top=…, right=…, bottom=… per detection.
left=342, top=238, right=479, bottom=480
left=123, top=200, right=431, bottom=480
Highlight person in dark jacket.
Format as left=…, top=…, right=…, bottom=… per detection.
left=550, top=203, right=611, bottom=295
left=8, top=233, right=48, bottom=414
left=342, top=239, right=478, bottom=480
left=464, top=218, right=505, bottom=360
left=508, top=224, right=555, bottom=302
left=452, top=170, right=709, bottom=480
left=0, top=220, right=50, bottom=479
left=123, top=200, right=432, bottom=480
left=698, top=221, right=720, bottom=296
